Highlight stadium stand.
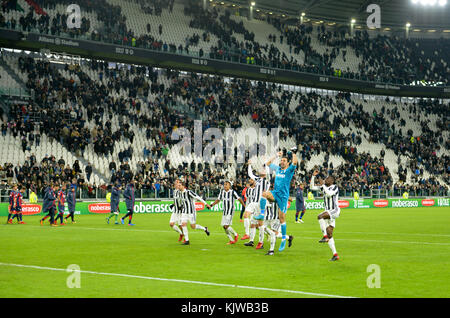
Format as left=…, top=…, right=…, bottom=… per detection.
left=0, top=0, right=448, bottom=200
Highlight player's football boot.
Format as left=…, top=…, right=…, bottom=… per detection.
left=265, top=250, right=274, bottom=256
left=255, top=242, right=264, bottom=249
left=40, top=219, right=44, bottom=226
left=120, top=218, right=125, bottom=225
left=253, top=214, right=264, bottom=221
left=329, top=254, right=339, bottom=261
left=178, top=234, right=184, bottom=242
left=241, top=234, right=250, bottom=240
left=278, top=239, right=287, bottom=252
left=319, top=236, right=329, bottom=243
left=182, top=240, right=190, bottom=245
left=288, top=235, right=294, bottom=247
left=226, top=241, right=234, bottom=245
left=106, top=217, right=110, bottom=224
left=128, top=223, right=135, bottom=226
left=232, top=234, right=239, bottom=243
left=19, top=221, right=26, bottom=224
left=244, top=241, right=254, bottom=247
left=7, top=219, right=13, bottom=224
left=204, top=227, right=210, bottom=236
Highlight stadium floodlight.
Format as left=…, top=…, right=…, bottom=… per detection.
left=438, top=0, right=447, bottom=6
left=351, top=18, right=356, bottom=24
left=406, top=22, right=411, bottom=27
left=251, top=1, right=256, bottom=6
left=301, top=12, right=305, bottom=16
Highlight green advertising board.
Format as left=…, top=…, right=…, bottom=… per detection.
left=1, top=197, right=449, bottom=216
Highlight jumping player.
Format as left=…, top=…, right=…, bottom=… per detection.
left=209, top=180, right=245, bottom=245
left=258, top=148, right=297, bottom=252
left=244, top=160, right=270, bottom=249
left=264, top=201, right=294, bottom=255
left=310, top=170, right=340, bottom=261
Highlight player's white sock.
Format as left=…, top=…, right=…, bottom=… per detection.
left=182, top=226, right=189, bottom=241
left=195, top=224, right=206, bottom=231
left=224, top=228, right=233, bottom=241
left=258, top=225, right=265, bottom=243
left=172, top=225, right=182, bottom=235
left=228, top=226, right=237, bottom=237
left=318, top=219, right=328, bottom=236
left=328, top=237, right=337, bottom=255
left=249, top=227, right=256, bottom=242
left=244, top=218, right=250, bottom=236
left=265, top=227, right=276, bottom=251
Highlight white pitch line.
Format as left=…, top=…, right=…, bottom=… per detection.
left=0, top=262, right=356, bottom=298
left=5, top=224, right=450, bottom=246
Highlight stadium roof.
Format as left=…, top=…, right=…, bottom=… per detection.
left=218, top=0, right=450, bottom=30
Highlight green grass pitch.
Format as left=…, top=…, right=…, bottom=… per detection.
left=1, top=207, right=449, bottom=298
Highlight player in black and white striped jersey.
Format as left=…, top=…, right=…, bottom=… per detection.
left=241, top=179, right=256, bottom=241
left=243, top=160, right=271, bottom=249
left=178, top=179, right=212, bottom=245
left=169, top=179, right=184, bottom=242
left=310, top=170, right=340, bottom=261
left=210, top=180, right=246, bottom=245
left=264, top=201, right=294, bottom=256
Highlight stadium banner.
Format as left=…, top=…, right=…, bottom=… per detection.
left=0, top=29, right=447, bottom=98
left=0, top=198, right=448, bottom=216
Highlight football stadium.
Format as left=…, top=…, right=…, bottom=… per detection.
left=0, top=0, right=449, bottom=302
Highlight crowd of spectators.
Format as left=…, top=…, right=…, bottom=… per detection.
left=1, top=51, right=448, bottom=199
left=1, top=0, right=448, bottom=85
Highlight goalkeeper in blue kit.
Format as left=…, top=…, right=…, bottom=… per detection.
left=255, top=148, right=297, bottom=252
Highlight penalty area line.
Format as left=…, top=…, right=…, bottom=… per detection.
left=0, top=262, right=356, bottom=298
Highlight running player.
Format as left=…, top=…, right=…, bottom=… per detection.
left=6, top=184, right=17, bottom=224
left=243, top=160, right=270, bottom=249
left=178, top=179, right=211, bottom=245
left=258, top=148, right=298, bottom=252
left=107, top=182, right=121, bottom=225
left=54, top=183, right=67, bottom=225
left=121, top=179, right=136, bottom=226
left=239, top=181, right=249, bottom=222
left=310, top=170, right=340, bottom=261
left=169, top=179, right=184, bottom=241
left=209, top=180, right=245, bottom=245
left=295, top=182, right=306, bottom=223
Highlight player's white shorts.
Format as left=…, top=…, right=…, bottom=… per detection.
left=170, top=212, right=181, bottom=225
left=180, top=212, right=196, bottom=224
left=221, top=214, right=233, bottom=227
left=325, top=208, right=340, bottom=228
left=245, top=202, right=260, bottom=216
left=264, top=219, right=280, bottom=232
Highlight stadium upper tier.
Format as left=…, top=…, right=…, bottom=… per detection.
left=0, top=0, right=448, bottom=86
left=0, top=49, right=448, bottom=197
